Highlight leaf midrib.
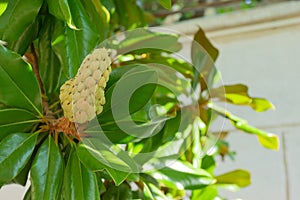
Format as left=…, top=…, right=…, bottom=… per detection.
left=0, top=64, right=42, bottom=116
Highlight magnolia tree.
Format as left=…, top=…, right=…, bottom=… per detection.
left=0, top=0, right=278, bottom=199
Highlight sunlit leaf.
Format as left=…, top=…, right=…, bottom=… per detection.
left=216, top=169, right=251, bottom=188
left=191, top=186, right=218, bottom=200
left=116, top=28, right=181, bottom=55
left=250, top=98, right=275, bottom=112
left=209, top=103, right=279, bottom=150
left=234, top=122, right=279, bottom=150
left=211, top=84, right=275, bottom=112
left=149, top=160, right=215, bottom=190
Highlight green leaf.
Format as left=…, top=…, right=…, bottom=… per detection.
left=60, top=0, right=99, bottom=78
left=149, top=160, right=215, bottom=190
left=0, top=45, right=43, bottom=116
left=250, top=98, right=275, bottom=112
left=116, top=28, right=182, bottom=55
left=158, top=0, right=172, bottom=9
left=11, top=153, right=33, bottom=186
left=102, top=182, right=132, bottom=200
left=113, top=0, right=146, bottom=29
left=191, top=186, right=218, bottom=200
left=144, top=183, right=170, bottom=200
left=209, top=103, right=279, bottom=150
left=81, top=0, right=110, bottom=42
left=38, top=16, right=62, bottom=98
left=64, top=147, right=100, bottom=200
left=0, top=2, right=8, bottom=16
left=234, top=122, right=279, bottom=150
left=46, top=0, right=76, bottom=29
left=192, top=28, right=219, bottom=62
left=0, top=133, right=37, bottom=185
left=99, top=65, right=157, bottom=122
left=211, top=84, right=275, bottom=112
left=0, top=0, right=43, bottom=54
left=78, top=137, right=139, bottom=185
left=76, top=143, right=106, bottom=172
left=31, top=136, right=64, bottom=200
left=0, top=108, right=40, bottom=140
left=216, top=169, right=251, bottom=188
left=191, top=28, right=219, bottom=89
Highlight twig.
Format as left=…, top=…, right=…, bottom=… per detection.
left=30, top=43, right=49, bottom=115
left=282, top=133, right=290, bottom=200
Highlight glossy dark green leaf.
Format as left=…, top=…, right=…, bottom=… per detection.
left=76, top=142, right=106, bottom=172
left=158, top=0, right=172, bottom=9
left=31, top=136, right=64, bottom=200
left=61, top=0, right=99, bottom=78
left=0, top=0, right=43, bottom=54
left=78, top=137, right=139, bottom=185
left=149, top=160, right=215, bottom=190
left=102, top=182, right=132, bottom=200
left=0, top=133, right=37, bottom=185
left=81, top=0, right=110, bottom=42
left=11, top=154, right=33, bottom=186
left=0, top=108, right=40, bottom=140
left=38, top=16, right=62, bottom=98
left=113, top=0, right=146, bottom=29
left=46, top=0, right=76, bottom=29
left=64, top=147, right=100, bottom=200
left=116, top=28, right=181, bottom=55
left=0, top=45, right=43, bottom=116
left=216, top=169, right=251, bottom=188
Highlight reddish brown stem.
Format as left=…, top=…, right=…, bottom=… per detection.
left=30, top=43, right=49, bottom=115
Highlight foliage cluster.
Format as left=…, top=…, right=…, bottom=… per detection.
left=0, top=0, right=278, bottom=199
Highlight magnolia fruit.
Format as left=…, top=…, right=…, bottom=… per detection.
left=59, top=48, right=111, bottom=123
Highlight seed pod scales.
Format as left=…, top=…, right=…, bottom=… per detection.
left=59, top=48, right=112, bottom=123
left=59, top=78, right=75, bottom=121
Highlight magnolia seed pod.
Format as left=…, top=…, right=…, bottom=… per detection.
left=59, top=78, right=75, bottom=121
left=59, top=48, right=112, bottom=123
